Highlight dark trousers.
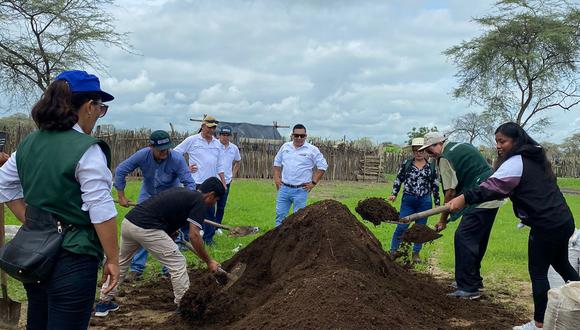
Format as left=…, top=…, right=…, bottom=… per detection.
left=454, top=207, right=498, bottom=292
left=215, top=183, right=231, bottom=224
left=529, top=220, right=580, bottom=323
left=24, top=250, right=99, bottom=330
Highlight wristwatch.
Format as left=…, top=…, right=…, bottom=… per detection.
left=311, top=181, right=318, bottom=185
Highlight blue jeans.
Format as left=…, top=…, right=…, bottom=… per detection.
left=275, top=185, right=308, bottom=226
left=130, top=247, right=168, bottom=274
left=24, top=250, right=99, bottom=330
left=390, top=194, right=432, bottom=253
left=215, top=183, right=231, bottom=224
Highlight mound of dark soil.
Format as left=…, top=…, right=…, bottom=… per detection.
left=402, top=224, right=443, bottom=244
left=355, top=197, right=399, bottom=225
left=174, top=200, right=522, bottom=329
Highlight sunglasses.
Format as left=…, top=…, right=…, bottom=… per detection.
left=292, top=134, right=306, bottom=139
left=93, top=101, right=109, bottom=118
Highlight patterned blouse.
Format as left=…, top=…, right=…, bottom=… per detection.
left=391, top=160, right=440, bottom=205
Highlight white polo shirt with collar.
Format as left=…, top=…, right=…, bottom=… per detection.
left=174, top=133, right=225, bottom=185
left=273, top=141, right=328, bottom=186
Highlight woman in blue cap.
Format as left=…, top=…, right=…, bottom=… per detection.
left=0, top=70, right=119, bottom=329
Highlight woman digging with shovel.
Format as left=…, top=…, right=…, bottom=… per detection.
left=388, top=138, right=440, bottom=263
left=447, top=122, right=580, bottom=330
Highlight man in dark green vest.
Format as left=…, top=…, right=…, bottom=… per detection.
left=419, top=132, right=503, bottom=299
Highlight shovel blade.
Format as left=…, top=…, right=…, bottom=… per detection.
left=227, top=226, right=259, bottom=238
left=216, top=262, right=246, bottom=291
left=0, top=299, right=21, bottom=329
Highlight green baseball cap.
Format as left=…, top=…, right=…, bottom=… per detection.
left=149, top=130, right=172, bottom=150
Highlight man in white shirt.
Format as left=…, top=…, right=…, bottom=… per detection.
left=215, top=126, right=241, bottom=231
left=173, top=115, right=227, bottom=245
left=273, top=124, right=328, bottom=226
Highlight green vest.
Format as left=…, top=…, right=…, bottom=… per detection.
left=16, top=129, right=112, bottom=259
left=441, top=142, right=492, bottom=221
left=441, top=142, right=492, bottom=195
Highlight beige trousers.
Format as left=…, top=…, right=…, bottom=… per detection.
left=101, top=219, right=190, bottom=304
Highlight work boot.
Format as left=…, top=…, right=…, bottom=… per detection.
left=412, top=252, right=421, bottom=264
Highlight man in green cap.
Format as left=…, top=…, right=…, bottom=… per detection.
left=112, top=130, right=195, bottom=285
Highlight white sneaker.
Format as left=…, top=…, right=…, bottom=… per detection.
left=216, top=229, right=223, bottom=235
left=513, top=321, right=541, bottom=330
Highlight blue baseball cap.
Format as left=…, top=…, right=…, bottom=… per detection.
left=55, top=70, right=114, bottom=102
left=219, top=126, right=233, bottom=135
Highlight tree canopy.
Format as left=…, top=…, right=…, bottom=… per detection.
left=0, top=0, right=130, bottom=108
left=444, top=0, right=580, bottom=132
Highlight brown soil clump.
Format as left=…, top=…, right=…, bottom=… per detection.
left=402, top=224, right=443, bottom=244
left=355, top=197, right=399, bottom=225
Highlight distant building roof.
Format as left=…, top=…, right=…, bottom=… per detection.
left=217, top=121, right=282, bottom=141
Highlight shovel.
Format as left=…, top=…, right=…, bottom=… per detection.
left=385, top=205, right=450, bottom=225
left=115, top=200, right=260, bottom=238
left=0, top=203, right=21, bottom=329
left=215, top=263, right=246, bottom=290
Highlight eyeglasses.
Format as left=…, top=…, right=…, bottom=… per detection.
left=292, top=134, right=306, bottom=139
left=93, top=101, right=109, bottom=118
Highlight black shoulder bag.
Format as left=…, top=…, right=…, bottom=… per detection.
left=0, top=205, right=66, bottom=283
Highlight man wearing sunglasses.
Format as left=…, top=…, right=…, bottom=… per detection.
left=273, top=124, right=328, bottom=226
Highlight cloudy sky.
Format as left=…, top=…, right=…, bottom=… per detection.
left=92, top=0, right=579, bottom=144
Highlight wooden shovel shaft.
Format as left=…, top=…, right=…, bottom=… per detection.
left=400, top=205, right=450, bottom=223
left=204, top=219, right=231, bottom=231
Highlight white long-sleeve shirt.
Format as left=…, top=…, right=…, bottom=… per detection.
left=174, top=133, right=225, bottom=185
left=0, top=124, right=117, bottom=224
left=273, top=141, right=328, bottom=186
left=221, top=142, right=241, bottom=184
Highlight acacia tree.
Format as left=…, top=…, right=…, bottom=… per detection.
left=0, top=0, right=130, bottom=108
left=449, top=112, right=497, bottom=146
left=444, top=0, right=580, bottom=132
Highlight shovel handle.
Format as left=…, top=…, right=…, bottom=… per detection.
left=204, top=219, right=231, bottom=231
left=0, top=203, right=8, bottom=298
left=400, top=205, right=450, bottom=223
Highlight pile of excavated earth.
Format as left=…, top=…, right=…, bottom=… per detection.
left=91, top=199, right=523, bottom=329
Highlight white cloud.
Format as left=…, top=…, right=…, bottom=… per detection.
left=102, top=70, right=154, bottom=95
left=80, top=0, right=579, bottom=143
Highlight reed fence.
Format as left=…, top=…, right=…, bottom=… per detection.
left=0, top=124, right=578, bottom=180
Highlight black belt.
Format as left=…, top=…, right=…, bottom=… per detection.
left=282, top=182, right=306, bottom=188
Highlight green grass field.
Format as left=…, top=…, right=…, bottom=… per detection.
left=3, top=177, right=580, bottom=304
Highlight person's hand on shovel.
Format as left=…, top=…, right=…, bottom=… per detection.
left=208, top=260, right=220, bottom=273
left=387, top=195, right=396, bottom=202
left=446, top=195, right=466, bottom=212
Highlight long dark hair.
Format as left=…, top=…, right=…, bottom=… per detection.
left=495, top=122, right=555, bottom=179
left=31, top=80, right=100, bottom=131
